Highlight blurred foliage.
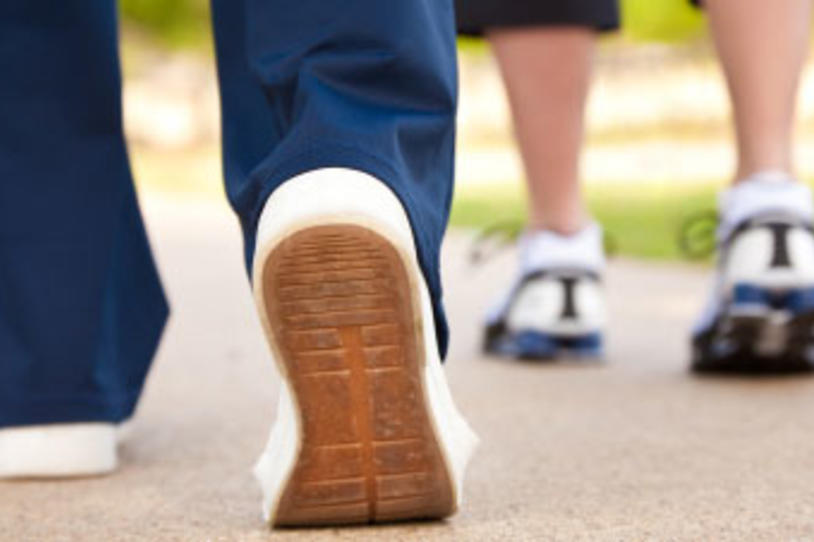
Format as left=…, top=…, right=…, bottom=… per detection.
left=622, top=0, right=706, bottom=43
left=119, top=0, right=210, bottom=47
left=451, top=181, right=719, bottom=261
left=119, top=0, right=706, bottom=50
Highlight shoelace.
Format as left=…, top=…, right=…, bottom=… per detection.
left=469, top=213, right=718, bottom=265
left=468, top=220, right=526, bottom=265
left=677, top=209, right=718, bottom=260
left=468, top=221, right=618, bottom=265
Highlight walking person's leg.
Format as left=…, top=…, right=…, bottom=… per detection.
left=690, top=0, right=814, bottom=371
left=210, top=0, right=477, bottom=526
left=456, top=1, right=618, bottom=360
left=706, top=0, right=811, bottom=181
left=489, top=28, right=596, bottom=235
left=0, top=2, right=168, bottom=475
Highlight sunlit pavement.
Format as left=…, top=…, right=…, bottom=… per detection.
left=4, top=194, right=814, bottom=541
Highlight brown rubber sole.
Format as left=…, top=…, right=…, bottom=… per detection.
left=261, top=224, right=455, bottom=527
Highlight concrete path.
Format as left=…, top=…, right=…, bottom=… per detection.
left=5, top=195, right=814, bottom=541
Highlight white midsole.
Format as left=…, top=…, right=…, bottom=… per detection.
left=0, top=422, right=117, bottom=478
left=251, top=168, right=478, bottom=523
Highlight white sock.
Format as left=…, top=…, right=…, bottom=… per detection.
left=518, top=222, right=605, bottom=275
left=718, top=171, right=813, bottom=242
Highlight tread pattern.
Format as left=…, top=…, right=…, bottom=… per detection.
left=693, top=312, right=814, bottom=373
left=263, top=225, right=454, bottom=526
left=692, top=285, right=814, bottom=373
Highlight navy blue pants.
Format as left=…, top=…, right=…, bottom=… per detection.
left=0, top=1, right=457, bottom=428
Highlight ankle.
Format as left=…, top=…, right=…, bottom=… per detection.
left=519, top=222, right=605, bottom=274
left=734, top=168, right=796, bottom=185
left=529, top=210, right=592, bottom=236
left=718, top=176, right=813, bottom=241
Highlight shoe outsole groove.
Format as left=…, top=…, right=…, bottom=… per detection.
left=262, top=224, right=455, bottom=526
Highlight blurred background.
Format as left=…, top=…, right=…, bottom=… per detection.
left=120, top=0, right=814, bottom=261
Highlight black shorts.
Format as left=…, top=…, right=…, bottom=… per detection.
left=456, top=0, right=621, bottom=36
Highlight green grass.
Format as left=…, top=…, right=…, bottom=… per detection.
left=622, top=0, right=706, bottom=43
left=450, top=181, right=720, bottom=261
left=119, top=0, right=708, bottom=50
left=120, top=0, right=211, bottom=49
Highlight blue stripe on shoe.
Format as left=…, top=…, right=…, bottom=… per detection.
left=732, top=284, right=770, bottom=306
left=787, top=287, right=814, bottom=314
left=487, top=330, right=603, bottom=360
left=732, top=283, right=814, bottom=315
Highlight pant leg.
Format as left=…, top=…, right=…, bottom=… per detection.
left=0, top=2, right=168, bottom=427
left=211, top=0, right=458, bottom=357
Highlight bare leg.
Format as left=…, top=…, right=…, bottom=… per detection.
left=488, top=27, right=597, bottom=234
left=705, top=0, right=812, bottom=181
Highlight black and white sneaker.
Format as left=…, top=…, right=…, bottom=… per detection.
left=692, top=174, right=814, bottom=373
left=484, top=224, right=606, bottom=360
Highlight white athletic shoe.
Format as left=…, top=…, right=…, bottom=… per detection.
left=0, top=422, right=118, bottom=478
left=483, top=223, right=607, bottom=360
left=692, top=172, right=814, bottom=372
left=251, top=168, right=478, bottom=527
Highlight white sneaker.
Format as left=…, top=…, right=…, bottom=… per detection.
left=0, top=423, right=117, bottom=478
left=692, top=172, right=814, bottom=372
left=484, top=223, right=607, bottom=360
left=251, top=168, right=478, bottom=527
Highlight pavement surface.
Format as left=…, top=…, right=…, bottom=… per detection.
left=5, top=194, right=814, bottom=541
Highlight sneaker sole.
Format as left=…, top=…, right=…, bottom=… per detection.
left=260, top=224, right=455, bottom=526
left=0, top=423, right=117, bottom=478
left=484, top=330, right=603, bottom=362
left=692, top=285, right=814, bottom=373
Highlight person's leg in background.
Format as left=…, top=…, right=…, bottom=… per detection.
left=210, top=0, right=476, bottom=527
left=455, top=1, right=619, bottom=361
left=490, top=28, right=596, bottom=235
left=690, top=0, right=814, bottom=371
left=707, top=0, right=811, bottom=181
left=0, top=2, right=168, bottom=475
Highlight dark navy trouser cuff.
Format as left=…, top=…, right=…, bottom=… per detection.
left=242, top=143, right=450, bottom=359
left=0, top=391, right=141, bottom=429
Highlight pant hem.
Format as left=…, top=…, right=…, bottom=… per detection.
left=247, top=142, right=449, bottom=357
left=252, top=143, right=436, bottom=263
left=0, top=390, right=142, bottom=428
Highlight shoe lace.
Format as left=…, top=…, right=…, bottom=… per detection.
left=469, top=211, right=718, bottom=265
left=468, top=220, right=526, bottom=265
left=677, top=209, right=719, bottom=260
